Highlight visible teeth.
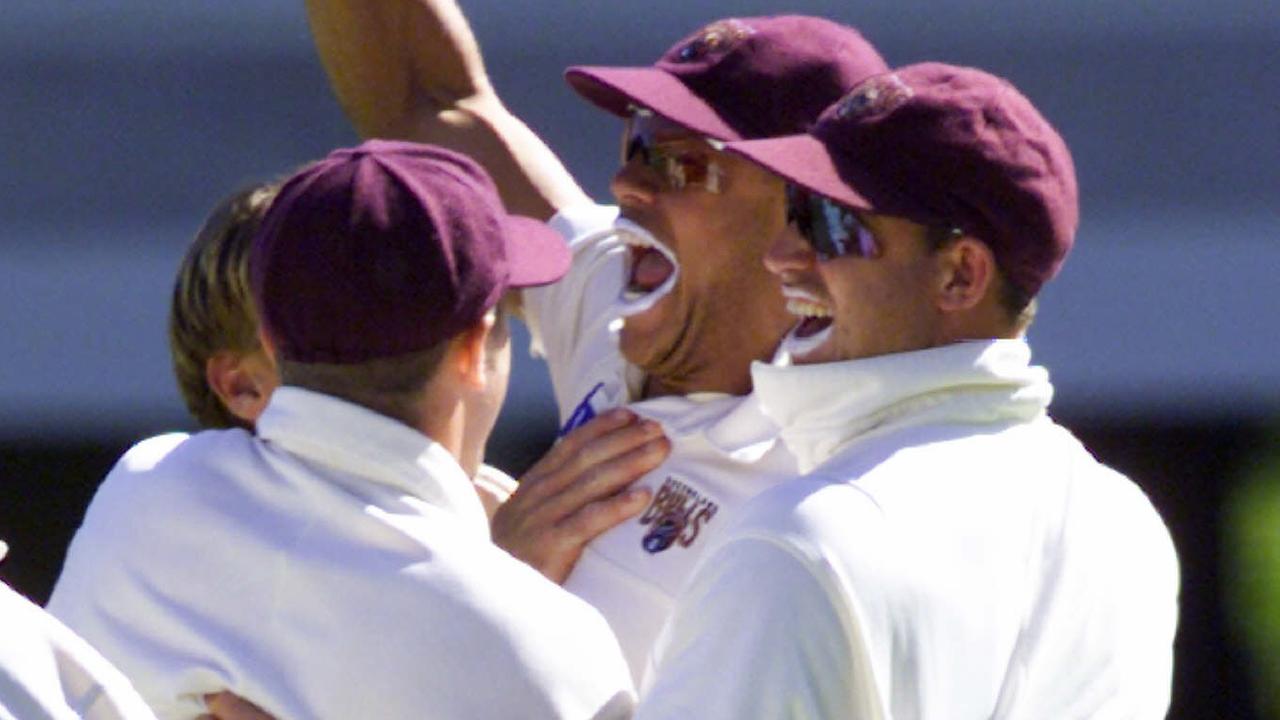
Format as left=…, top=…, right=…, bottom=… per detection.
left=779, top=321, right=833, bottom=362
left=786, top=299, right=832, bottom=318
left=620, top=230, right=659, bottom=249
left=615, top=217, right=666, bottom=251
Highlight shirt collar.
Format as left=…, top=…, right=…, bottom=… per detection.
left=751, top=339, right=1054, bottom=472
left=256, top=386, right=490, bottom=534
left=630, top=391, right=785, bottom=463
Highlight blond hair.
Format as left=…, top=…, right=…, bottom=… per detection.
left=168, top=182, right=280, bottom=428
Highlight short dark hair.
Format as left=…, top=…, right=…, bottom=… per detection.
left=924, top=225, right=1036, bottom=327
left=278, top=343, right=452, bottom=428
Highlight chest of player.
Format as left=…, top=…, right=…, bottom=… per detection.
left=578, top=437, right=796, bottom=596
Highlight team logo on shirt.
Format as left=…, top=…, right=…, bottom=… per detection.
left=639, top=476, right=719, bottom=553
left=559, top=382, right=606, bottom=437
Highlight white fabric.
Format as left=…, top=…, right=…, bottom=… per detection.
left=0, top=567, right=156, bottom=720
left=524, top=204, right=800, bottom=685
left=473, top=463, right=519, bottom=519
left=640, top=340, right=1180, bottom=719
left=562, top=392, right=798, bottom=685
left=49, top=387, right=634, bottom=720
left=524, top=202, right=636, bottom=424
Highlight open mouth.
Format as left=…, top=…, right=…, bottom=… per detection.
left=628, top=245, right=675, bottom=295
left=779, top=291, right=834, bottom=360
left=615, top=217, right=679, bottom=316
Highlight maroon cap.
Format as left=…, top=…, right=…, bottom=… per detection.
left=250, top=140, right=569, bottom=364
left=727, top=63, right=1079, bottom=297
left=565, top=16, right=888, bottom=141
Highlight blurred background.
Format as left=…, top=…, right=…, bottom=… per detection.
left=1, top=1, right=1277, bottom=716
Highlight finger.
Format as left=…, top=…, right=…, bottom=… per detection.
left=526, top=408, right=640, bottom=478
left=528, top=479, right=657, bottom=583
left=518, top=417, right=664, bottom=503
left=540, top=435, right=669, bottom=522
left=490, top=435, right=667, bottom=574
left=558, top=483, right=654, bottom=542
left=204, top=692, right=275, bottom=720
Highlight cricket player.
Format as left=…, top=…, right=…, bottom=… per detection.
left=305, top=0, right=890, bottom=681
left=49, top=141, right=634, bottom=719
left=160, top=177, right=626, bottom=518
left=632, top=63, right=1181, bottom=717
left=2, top=185, right=290, bottom=720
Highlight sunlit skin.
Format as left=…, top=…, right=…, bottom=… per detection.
left=206, top=348, right=281, bottom=427
left=764, top=213, right=957, bottom=365
left=456, top=306, right=513, bottom=479
left=610, top=118, right=795, bottom=398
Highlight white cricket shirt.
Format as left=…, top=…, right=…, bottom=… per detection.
left=523, top=204, right=800, bottom=684
left=49, top=387, right=634, bottom=720
left=1, top=547, right=156, bottom=720
left=640, top=340, right=1180, bottom=719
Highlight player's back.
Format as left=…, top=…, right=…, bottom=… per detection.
left=51, top=392, right=634, bottom=720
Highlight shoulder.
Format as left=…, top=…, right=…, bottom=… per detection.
left=1057, top=441, right=1179, bottom=592
left=89, top=428, right=257, bottom=513
left=687, top=475, right=893, bottom=638
left=643, top=483, right=887, bottom=718
left=718, top=472, right=887, bottom=559
left=115, top=431, right=189, bottom=469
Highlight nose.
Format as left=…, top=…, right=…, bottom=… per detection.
left=610, top=153, right=659, bottom=209
left=763, top=222, right=816, bottom=277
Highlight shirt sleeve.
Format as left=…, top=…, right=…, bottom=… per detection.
left=1, top=582, right=158, bottom=720
left=521, top=203, right=634, bottom=426
left=637, top=535, right=887, bottom=720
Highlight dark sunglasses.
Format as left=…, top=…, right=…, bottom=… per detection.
left=784, top=184, right=880, bottom=260
left=622, top=108, right=725, bottom=192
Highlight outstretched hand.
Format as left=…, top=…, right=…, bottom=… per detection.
left=493, top=408, right=669, bottom=583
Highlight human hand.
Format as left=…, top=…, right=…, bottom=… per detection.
left=493, top=408, right=669, bottom=583
left=199, top=692, right=275, bottom=720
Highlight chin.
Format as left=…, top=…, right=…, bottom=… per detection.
left=618, top=322, right=659, bottom=369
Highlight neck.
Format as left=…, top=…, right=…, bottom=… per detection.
left=638, top=321, right=787, bottom=400
left=416, top=392, right=480, bottom=478
left=641, top=363, right=751, bottom=399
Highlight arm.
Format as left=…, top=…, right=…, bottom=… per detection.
left=304, top=0, right=590, bottom=219
left=637, top=537, right=885, bottom=719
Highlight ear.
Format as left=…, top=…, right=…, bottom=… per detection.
left=206, top=350, right=278, bottom=425
left=451, top=312, right=497, bottom=391
left=935, top=236, right=997, bottom=313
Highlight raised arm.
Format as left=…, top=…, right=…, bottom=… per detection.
left=304, top=0, right=589, bottom=219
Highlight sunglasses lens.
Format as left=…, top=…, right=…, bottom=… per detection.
left=623, top=115, right=722, bottom=192
left=622, top=115, right=645, bottom=164
left=785, top=184, right=813, bottom=241
left=786, top=185, right=876, bottom=260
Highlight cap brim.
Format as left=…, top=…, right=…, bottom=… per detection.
left=725, top=134, right=877, bottom=213
left=565, top=65, right=743, bottom=141
left=502, top=215, right=571, bottom=288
